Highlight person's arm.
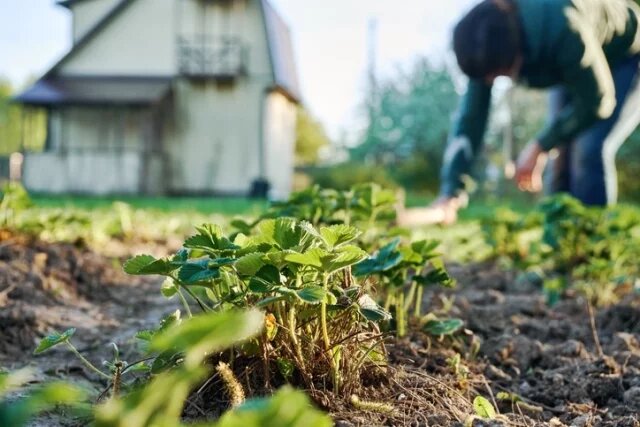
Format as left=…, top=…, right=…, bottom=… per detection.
left=440, top=79, right=493, bottom=197
left=536, top=8, right=617, bottom=151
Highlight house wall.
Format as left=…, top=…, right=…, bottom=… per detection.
left=62, top=0, right=176, bottom=76
left=72, top=0, right=121, bottom=42
left=263, top=91, right=297, bottom=200
left=24, top=151, right=142, bottom=194
left=23, top=106, right=161, bottom=194
left=163, top=0, right=277, bottom=195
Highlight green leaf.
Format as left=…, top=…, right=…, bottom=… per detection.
left=256, top=295, right=287, bottom=308
left=34, top=328, right=76, bottom=355
left=135, top=330, right=155, bottom=342
left=151, top=309, right=264, bottom=367
left=178, top=259, right=220, bottom=284
left=161, top=278, right=178, bottom=298
left=150, top=349, right=183, bottom=374
left=285, top=249, right=324, bottom=268
left=216, top=386, right=332, bottom=427
left=473, top=395, right=496, bottom=419
left=357, top=294, right=392, bottom=322
left=274, top=218, right=304, bottom=250
left=353, top=239, right=403, bottom=276
left=94, top=366, right=206, bottom=427
left=324, top=245, right=369, bottom=274
left=184, top=224, right=239, bottom=252
left=235, top=253, right=266, bottom=276
left=411, top=240, right=440, bottom=258
left=276, top=358, right=296, bottom=381
left=124, top=255, right=174, bottom=276
left=416, top=258, right=454, bottom=288
left=265, top=250, right=298, bottom=270
left=230, top=219, right=255, bottom=235
left=422, top=318, right=464, bottom=336
left=288, top=246, right=367, bottom=273
left=248, top=265, right=281, bottom=293
left=159, top=310, right=182, bottom=332
left=319, top=225, right=361, bottom=249
left=296, top=286, right=327, bottom=304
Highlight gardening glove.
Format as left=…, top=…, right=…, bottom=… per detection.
left=515, top=140, right=547, bottom=193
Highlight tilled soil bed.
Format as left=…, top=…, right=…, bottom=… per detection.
left=1, top=235, right=639, bottom=427
left=437, top=263, right=640, bottom=427
left=0, top=232, right=178, bottom=373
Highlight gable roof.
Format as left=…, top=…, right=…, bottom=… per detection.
left=44, top=0, right=135, bottom=79
left=20, top=0, right=301, bottom=103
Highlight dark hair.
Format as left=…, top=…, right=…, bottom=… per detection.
left=453, top=0, right=522, bottom=79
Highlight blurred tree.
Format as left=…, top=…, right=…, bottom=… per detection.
left=295, top=106, right=331, bottom=167
left=352, top=59, right=458, bottom=193
left=0, top=78, right=46, bottom=155
left=0, top=80, right=23, bottom=154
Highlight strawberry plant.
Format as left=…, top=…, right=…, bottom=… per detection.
left=478, top=194, right=640, bottom=306
left=258, top=184, right=459, bottom=339
left=125, top=218, right=390, bottom=393
left=354, top=238, right=457, bottom=338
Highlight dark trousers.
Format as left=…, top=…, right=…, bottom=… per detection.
left=545, top=55, right=640, bottom=206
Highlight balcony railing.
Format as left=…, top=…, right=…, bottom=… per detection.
left=177, top=36, right=247, bottom=80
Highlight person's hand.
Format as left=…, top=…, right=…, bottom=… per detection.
left=515, top=141, right=548, bottom=193
left=395, top=195, right=466, bottom=226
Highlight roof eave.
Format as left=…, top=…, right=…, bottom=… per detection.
left=57, top=0, right=75, bottom=9
left=57, top=0, right=93, bottom=9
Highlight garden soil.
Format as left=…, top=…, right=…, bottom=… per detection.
left=1, top=235, right=639, bottom=427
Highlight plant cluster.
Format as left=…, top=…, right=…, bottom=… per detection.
left=0, top=183, right=221, bottom=248
left=482, top=194, right=640, bottom=306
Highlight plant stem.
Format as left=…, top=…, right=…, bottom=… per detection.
left=321, top=273, right=339, bottom=393
left=397, top=291, right=406, bottom=338
left=287, top=304, right=307, bottom=377
left=65, top=342, right=111, bottom=380
left=414, top=286, right=423, bottom=318
left=182, top=286, right=212, bottom=313
left=176, top=288, right=193, bottom=318
left=384, top=292, right=394, bottom=312
left=320, top=274, right=331, bottom=351
left=404, top=282, right=417, bottom=312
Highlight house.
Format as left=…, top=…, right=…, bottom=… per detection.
left=17, top=0, right=300, bottom=198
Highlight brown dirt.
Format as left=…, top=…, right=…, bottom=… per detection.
left=0, top=232, right=179, bottom=385
left=2, top=235, right=639, bottom=427
left=435, top=262, right=640, bottom=427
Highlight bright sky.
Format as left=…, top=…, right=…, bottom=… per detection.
left=0, top=0, right=476, bottom=140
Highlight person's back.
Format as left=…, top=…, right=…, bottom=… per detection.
left=398, top=0, right=640, bottom=225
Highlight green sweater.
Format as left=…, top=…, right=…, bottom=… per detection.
left=441, top=0, right=640, bottom=197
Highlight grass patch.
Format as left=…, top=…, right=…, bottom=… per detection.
left=30, top=195, right=268, bottom=216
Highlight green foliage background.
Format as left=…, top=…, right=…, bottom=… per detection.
left=0, top=79, right=46, bottom=155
